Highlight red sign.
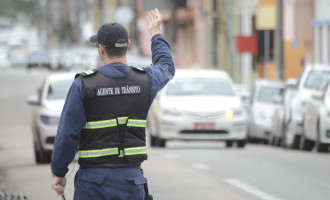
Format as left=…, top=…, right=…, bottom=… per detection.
left=236, top=35, right=258, bottom=55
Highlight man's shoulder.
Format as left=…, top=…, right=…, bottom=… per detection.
left=131, top=66, right=147, bottom=73
left=75, top=69, right=98, bottom=79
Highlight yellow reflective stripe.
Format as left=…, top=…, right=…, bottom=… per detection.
left=119, top=150, right=125, bottom=157
left=124, top=146, right=147, bottom=155
left=127, top=119, right=147, bottom=127
left=83, top=119, right=117, bottom=129
left=118, top=117, right=128, bottom=124
left=79, top=147, right=118, bottom=158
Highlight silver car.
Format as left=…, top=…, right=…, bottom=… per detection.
left=248, top=80, right=285, bottom=143
left=302, top=81, right=330, bottom=152
left=283, top=64, right=330, bottom=149
left=28, top=72, right=75, bottom=163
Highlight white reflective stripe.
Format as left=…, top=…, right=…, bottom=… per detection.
left=124, top=146, right=147, bottom=155
left=83, top=119, right=117, bottom=129
left=127, top=119, right=147, bottom=127
left=79, top=148, right=118, bottom=158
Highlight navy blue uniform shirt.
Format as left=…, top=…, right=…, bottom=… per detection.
left=51, top=34, right=175, bottom=177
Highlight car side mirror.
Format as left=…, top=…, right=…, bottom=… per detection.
left=286, top=79, right=297, bottom=89
left=27, top=95, right=40, bottom=106
left=273, top=96, right=283, bottom=104
left=311, top=91, right=324, bottom=101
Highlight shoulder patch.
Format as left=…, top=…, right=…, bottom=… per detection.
left=75, top=69, right=97, bottom=79
left=131, top=66, right=147, bottom=73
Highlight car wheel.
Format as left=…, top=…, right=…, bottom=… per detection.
left=299, top=133, right=314, bottom=151
left=150, top=135, right=157, bottom=147
left=226, top=140, right=233, bottom=148
left=148, top=121, right=166, bottom=148
left=284, top=121, right=300, bottom=149
left=237, top=140, right=246, bottom=148
left=34, top=141, right=52, bottom=164
left=316, top=119, right=329, bottom=153
left=156, top=137, right=166, bottom=148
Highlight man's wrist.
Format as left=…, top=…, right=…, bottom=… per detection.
left=52, top=173, right=64, bottom=178
left=151, top=29, right=161, bottom=38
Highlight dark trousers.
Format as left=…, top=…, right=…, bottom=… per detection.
left=74, top=166, right=146, bottom=200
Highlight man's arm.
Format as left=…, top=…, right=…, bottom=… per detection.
left=146, top=9, right=175, bottom=103
left=51, top=78, right=86, bottom=196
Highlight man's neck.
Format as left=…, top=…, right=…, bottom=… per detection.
left=103, top=56, right=127, bottom=65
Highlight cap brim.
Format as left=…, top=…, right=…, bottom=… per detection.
left=90, top=35, right=97, bottom=43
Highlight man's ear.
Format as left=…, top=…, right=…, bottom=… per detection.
left=127, top=40, right=131, bottom=49
left=99, top=45, right=107, bottom=56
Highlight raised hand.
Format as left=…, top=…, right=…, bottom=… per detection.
left=146, top=8, right=162, bottom=37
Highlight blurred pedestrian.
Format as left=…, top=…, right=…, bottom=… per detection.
left=51, top=8, right=175, bottom=200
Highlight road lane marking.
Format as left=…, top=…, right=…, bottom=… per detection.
left=225, top=178, right=283, bottom=200
left=192, top=163, right=210, bottom=170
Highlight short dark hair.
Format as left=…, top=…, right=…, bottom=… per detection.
left=104, top=46, right=128, bottom=58
left=103, top=38, right=128, bottom=58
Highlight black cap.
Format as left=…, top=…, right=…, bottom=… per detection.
left=90, top=23, right=128, bottom=48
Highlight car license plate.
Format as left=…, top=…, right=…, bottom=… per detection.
left=194, top=123, right=214, bottom=131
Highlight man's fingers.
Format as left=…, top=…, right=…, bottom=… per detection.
left=155, top=8, right=160, bottom=18
left=146, top=14, right=152, bottom=25
left=52, top=184, right=65, bottom=196
left=151, top=10, right=156, bottom=20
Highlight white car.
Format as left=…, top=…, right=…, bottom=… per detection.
left=147, top=69, right=248, bottom=148
left=270, top=79, right=297, bottom=146
left=283, top=64, right=330, bottom=149
left=28, top=72, right=75, bottom=163
left=302, top=82, right=330, bottom=152
left=248, top=80, right=285, bottom=143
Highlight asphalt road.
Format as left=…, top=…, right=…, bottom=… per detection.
left=0, top=68, right=329, bottom=200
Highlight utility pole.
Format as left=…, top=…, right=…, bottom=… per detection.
left=170, top=0, right=177, bottom=54
left=212, top=0, right=218, bottom=69
left=275, top=0, right=284, bottom=80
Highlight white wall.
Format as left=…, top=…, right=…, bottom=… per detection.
left=315, top=0, right=330, bottom=20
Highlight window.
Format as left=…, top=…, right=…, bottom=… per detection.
left=304, top=71, right=330, bottom=90
left=166, top=78, right=234, bottom=96
left=47, top=79, right=72, bottom=100
left=257, top=86, right=284, bottom=103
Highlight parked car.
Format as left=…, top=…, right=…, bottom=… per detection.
left=27, top=51, right=51, bottom=70
left=302, top=81, right=330, bottom=152
left=27, top=72, right=75, bottom=163
left=282, top=64, right=330, bottom=149
left=0, top=45, right=10, bottom=68
left=10, top=50, right=28, bottom=67
left=248, top=80, right=285, bottom=143
left=270, top=79, right=297, bottom=146
left=147, top=69, right=248, bottom=148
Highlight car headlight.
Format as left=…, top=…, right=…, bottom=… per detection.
left=225, top=108, right=243, bottom=118
left=40, top=115, right=60, bottom=125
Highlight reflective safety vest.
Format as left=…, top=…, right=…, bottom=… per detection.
left=75, top=67, right=150, bottom=165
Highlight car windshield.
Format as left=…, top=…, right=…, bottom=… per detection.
left=304, top=71, right=330, bottom=90
left=257, top=86, right=284, bottom=103
left=166, top=78, right=234, bottom=96
left=47, top=79, right=72, bottom=100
